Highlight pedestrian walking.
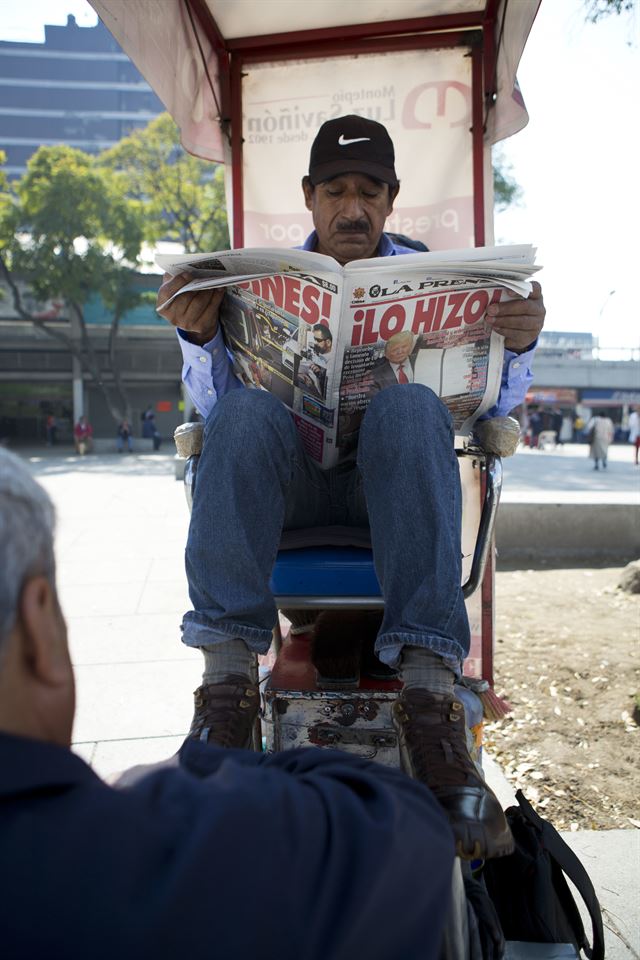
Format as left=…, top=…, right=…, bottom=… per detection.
left=45, top=414, right=58, bottom=446
left=628, top=407, right=640, bottom=466
left=116, top=419, right=133, bottom=453
left=73, top=416, right=93, bottom=456
left=142, top=406, right=162, bottom=451
left=586, top=411, right=614, bottom=470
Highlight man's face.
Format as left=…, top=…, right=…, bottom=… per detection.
left=385, top=336, right=413, bottom=364
left=313, top=331, right=332, bottom=355
left=303, top=174, right=397, bottom=264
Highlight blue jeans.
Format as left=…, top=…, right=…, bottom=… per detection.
left=183, top=385, right=469, bottom=669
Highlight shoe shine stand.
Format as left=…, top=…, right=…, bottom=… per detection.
left=176, top=421, right=497, bottom=772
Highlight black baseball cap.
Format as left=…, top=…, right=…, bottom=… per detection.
left=308, top=115, right=398, bottom=187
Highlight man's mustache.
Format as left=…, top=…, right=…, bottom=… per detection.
left=336, top=220, right=370, bottom=233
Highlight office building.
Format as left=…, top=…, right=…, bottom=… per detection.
left=0, top=14, right=163, bottom=178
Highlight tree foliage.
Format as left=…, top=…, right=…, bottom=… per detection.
left=100, top=113, right=229, bottom=253
left=0, top=145, right=148, bottom=423
left=493, top=148, right=523, bottom=212
left=583, top=0, right=637, bottom=21
left=0, top=150, right=9, bottom=221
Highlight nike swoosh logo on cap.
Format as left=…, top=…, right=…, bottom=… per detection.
left=338, top=135, right=371, bottom=146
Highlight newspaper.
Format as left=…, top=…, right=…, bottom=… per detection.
left=157, top=245, right=540, bottom=469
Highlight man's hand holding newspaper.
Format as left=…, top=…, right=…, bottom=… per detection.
left=484, top=280, right=545, bottom=352
left=158, top=272, right=225, bottom=345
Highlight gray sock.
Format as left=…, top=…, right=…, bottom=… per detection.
left=399, top=646, right=456, bottom=695
left=202, top=638, right=257, bottom=685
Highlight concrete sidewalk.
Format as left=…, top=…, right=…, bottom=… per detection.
left=501, top=442, right=640, bottom=503
left=497, top=443, right=640, bottom=564
left=24, top=451, right=199, bottom=772
left=15, top=445, right=640, bottom=959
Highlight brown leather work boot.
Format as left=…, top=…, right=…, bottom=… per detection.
left=392, top=688, right=514, bottom=861
left=189, top=676, right=260, bottom=748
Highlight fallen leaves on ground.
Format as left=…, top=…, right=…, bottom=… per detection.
left=486, top=567, right=639, bottom=830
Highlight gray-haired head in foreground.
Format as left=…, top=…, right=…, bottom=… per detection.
left=0, top=448, right=56, bottom=647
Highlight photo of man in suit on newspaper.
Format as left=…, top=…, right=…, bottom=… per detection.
left=368, top=331, right=418, bottom=393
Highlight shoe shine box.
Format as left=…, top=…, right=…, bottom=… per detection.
left=263, top=632, right=403, bottom=767
left=262, top=633, right=484, bottom=768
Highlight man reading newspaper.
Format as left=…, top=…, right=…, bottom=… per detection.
left=157, top=116, right=545, bottom=861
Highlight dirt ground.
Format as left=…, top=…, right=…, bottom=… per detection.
left=486, top=566, right=639, bottom=830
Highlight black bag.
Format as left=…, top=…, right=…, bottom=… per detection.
left=483, top=791, right=605, bottom=960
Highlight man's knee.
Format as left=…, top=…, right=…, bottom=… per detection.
left=357, top=385, right=455, bottom=473
left=362, top=384, right=451, bottom=436
left=204, top=389, right=295, bottom=456
left=205, top=389, right=291, bottom=439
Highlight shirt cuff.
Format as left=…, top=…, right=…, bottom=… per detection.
left=177, top=326, right=221, bottom=358
left=483, top=340, right=538, bottom=419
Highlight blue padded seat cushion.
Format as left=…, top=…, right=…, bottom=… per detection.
left=270, top=547, right=381, bottom=597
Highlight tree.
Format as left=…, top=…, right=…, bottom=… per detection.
left=0, top=151, right=8, bottom=304
left=0, top=145, right=149, bottom=424
left=583, top=0, right=637, bottom=21
left=0, top=150, right=9, bottom=219
left=100, top=113, right=229, bottom=253
left=493, top=148, right=523, bottom=212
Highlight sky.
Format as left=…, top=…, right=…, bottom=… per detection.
left=0, top=0, right=98, bottom=37
left=494, top=1, right=639, bottom=353
left=1, top=0, right=639, bottom=350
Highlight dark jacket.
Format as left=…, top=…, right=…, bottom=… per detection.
left=0, top=733, right=454, bottom=960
